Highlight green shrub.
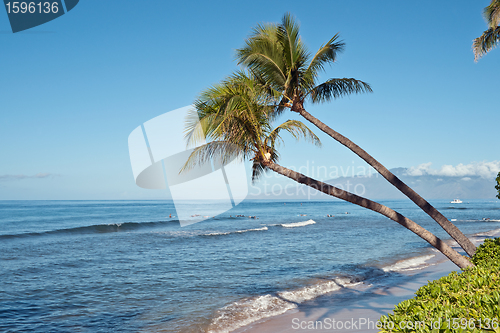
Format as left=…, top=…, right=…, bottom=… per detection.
left=378, top=238, right=500, bottom=332
left=472, top=238, right=500, bottom=266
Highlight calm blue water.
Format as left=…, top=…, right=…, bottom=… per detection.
left=1, top=199, right=499, bottom=332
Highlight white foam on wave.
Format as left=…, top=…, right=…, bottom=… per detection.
left=477, top=228, right=500, bottom=236
left=473, top=237, right=487, bottom=244
left=278, top=277, right=359, bottom=303
left=469, top=228, right=500, bottom=245
left=207, top=276, right=366, bottom=332
left=463, top=219, right=500, bottom=222
left=382, top=254, right=435, bottom=272
left=207, top=294, right=297, bottom=333
left=280, top=219, right=316, bottom=228
left=205, top=227, right=268, bottom=236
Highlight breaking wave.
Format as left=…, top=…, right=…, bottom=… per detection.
left=204, top=227, right=268, bottom=236
left=278, top=277, right=361, bottom=303
left=0, top=220, right=177, bottom=239
left=382, top=255, right=436, bottom=272
left=207, top=275, right=371, bottom=332
left=207, top=294, right=297, bottom=333
left=280, top=220, right=316, bottom=228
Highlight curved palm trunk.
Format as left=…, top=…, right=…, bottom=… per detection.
left=292, top=104, right=476, bottom=257
left=265, top=161, right=473, bottom=269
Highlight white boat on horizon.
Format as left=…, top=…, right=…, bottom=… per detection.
left=450, top=199, right=463, bottom=204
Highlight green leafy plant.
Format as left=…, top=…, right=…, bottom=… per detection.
left=472, top=238, right=500, bottom=266
left=379, top=238, right=500, bottom=332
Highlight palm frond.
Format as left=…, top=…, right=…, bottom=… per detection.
left=304, top=33, right=345, bottom=80
left=251, top=160, right=269, bottom=183
left=278, top=13, right=308, bottom=72
left=184, top=109, right=221, bottom=148
left=276, top=13, right=310, bottom=101
left=266, top=120, right=321, bottom=150
left=308, top=78, right=373, bottom=103
left=181, top=141, right=243, bottom=173
left=236, top=23, right=288, bottom=89
left=473, top=26, right=500, bottom=61
left=484, top=0, right=500, bottom=28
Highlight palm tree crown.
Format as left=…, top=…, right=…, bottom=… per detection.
left=236, top=13, right=372, bottom=113
left=183, top=71, right=321, bottom=181
left=473, top=0, right=500, bottom=61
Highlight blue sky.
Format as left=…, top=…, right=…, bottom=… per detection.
left=0, top=0, right=499, bottom=200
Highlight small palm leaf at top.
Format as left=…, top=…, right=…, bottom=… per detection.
left=485, top=0, right=500, bottom=28
left=473, top=0, right=500, bottom=61
left=473, top=26, right=500, bottom=61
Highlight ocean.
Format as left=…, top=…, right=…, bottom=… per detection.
left=1, top=199, right=499, bottom=332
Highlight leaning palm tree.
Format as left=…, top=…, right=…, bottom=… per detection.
left=183, top=71, right=473, bottom=269
left=473, top=0, right=500, bottom=61
left=236, top=13, right=477, bottom=257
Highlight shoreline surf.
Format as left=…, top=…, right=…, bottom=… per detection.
left=2, top=199, right=499, bottom=333
left=202, top=228, right=500, bottom=333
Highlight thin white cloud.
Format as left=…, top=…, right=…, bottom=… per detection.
left=0, top=173, right=55, bottom=181
left=405, top=161, right=500, bottom=179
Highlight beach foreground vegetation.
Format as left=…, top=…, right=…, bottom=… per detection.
left=236, top=13, right=477, bottom=257
left=379, top=238, right=500, bottom=332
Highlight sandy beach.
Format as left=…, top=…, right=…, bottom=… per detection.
left=233, top=256, right=458, bottom=333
